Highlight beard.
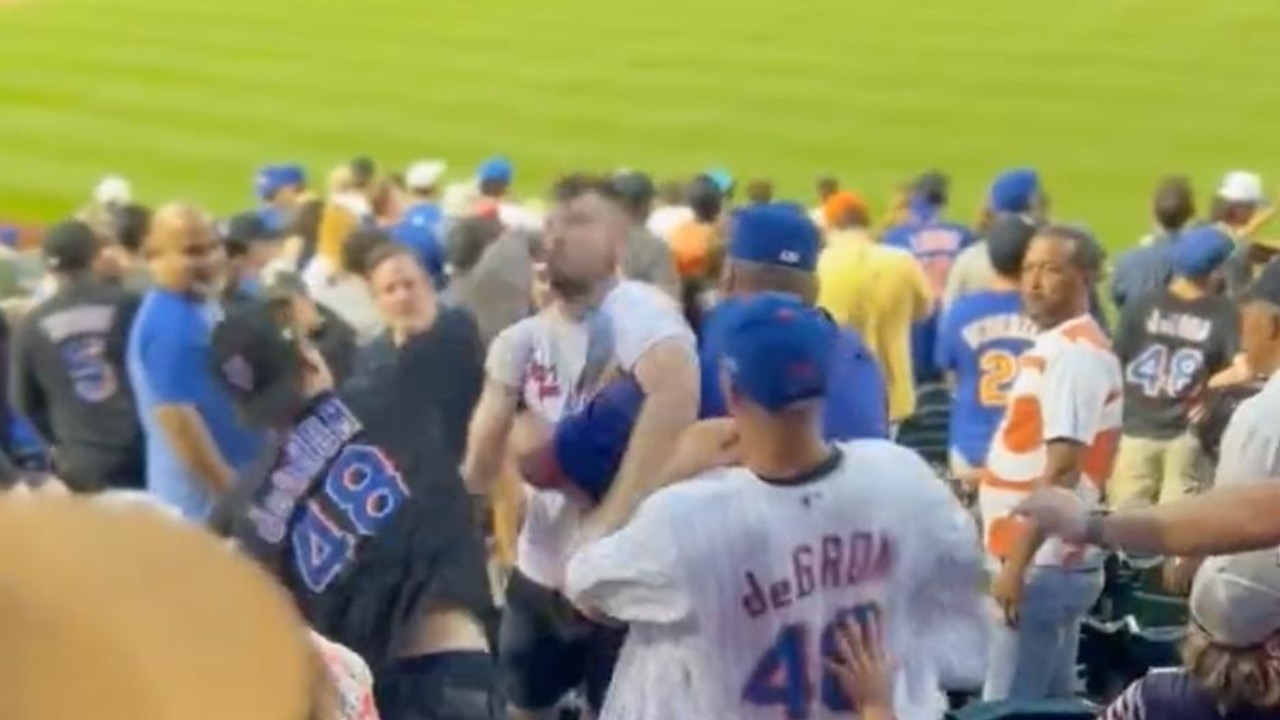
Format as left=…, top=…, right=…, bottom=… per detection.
left=548, top=269, right=595, bottom=303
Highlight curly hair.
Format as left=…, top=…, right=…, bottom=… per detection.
left=1183, top=625, right=1280, bottom=712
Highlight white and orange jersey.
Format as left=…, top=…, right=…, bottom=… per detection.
left=979, top=314, right=1122, bottom=569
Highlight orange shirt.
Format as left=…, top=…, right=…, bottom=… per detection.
left=979, top=315, right=1122, bottom=568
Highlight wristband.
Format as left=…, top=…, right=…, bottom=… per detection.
left=1084, top=511, right=1112, bottom=549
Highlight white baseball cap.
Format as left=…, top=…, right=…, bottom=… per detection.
left=93, top=175, right=132, bottom=206
left=1217, top=170, right=1264, bottom=204
left=406, top=160, right=448, bottom=191
left=1191, top=549, right=1280, bottom=648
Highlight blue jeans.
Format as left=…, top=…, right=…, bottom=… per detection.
left=983, top=565, right=1104, bottom=701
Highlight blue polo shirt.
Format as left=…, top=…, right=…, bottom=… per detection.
left=698, top=303, right=890, bottom=440
left=127, top=289, right=264, bottom=519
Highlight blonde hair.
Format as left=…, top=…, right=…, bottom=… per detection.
left=1183, top=625, right=1280, bottom=712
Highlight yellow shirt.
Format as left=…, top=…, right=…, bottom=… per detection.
left=817, top=230, right=932, bottom=422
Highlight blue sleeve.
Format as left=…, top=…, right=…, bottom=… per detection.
left=935, top=305, right=958, bottom=372
left=822, top=333, right=890, bottom=440
left=880, top=225, right=908, bottom=250
left=698, top=336, right=726, bottom=418
left=139, top=309, right=203, bottom=405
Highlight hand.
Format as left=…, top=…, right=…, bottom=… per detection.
left=662, top=419, right=741, bottom=483
left=1014, top=487, right=1089, bottom=544
left=991, top=564, right=1024, bottom=628
left=826, top=613, right=894, bottom=720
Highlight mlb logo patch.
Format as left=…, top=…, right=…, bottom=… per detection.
left=222, top=355, right=255, bottom=393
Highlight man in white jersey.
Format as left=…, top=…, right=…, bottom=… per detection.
left=981, top=224, right=1122, bottom=701
left=565, top=292, right=987, bottom=720
left=462, top=173, right=699, bottom=718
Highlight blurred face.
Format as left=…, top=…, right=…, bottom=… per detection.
left=1020, top=235, right=1085, bottom=328
left=544, top=192, right=626, bottom=303
left=368, top=253, right=436, bottom=335
left=1240, top=302, right=1280, bottom=375
left=154, top=219, right=223, bottom=298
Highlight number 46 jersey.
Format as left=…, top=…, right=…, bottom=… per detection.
left=230, top=392, right=494, bottom=665
left=564, top=440, right=987, bottom=720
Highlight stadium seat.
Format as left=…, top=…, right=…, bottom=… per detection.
left=947, top=698, right=1098, bottom=720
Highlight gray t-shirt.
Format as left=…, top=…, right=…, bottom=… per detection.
left=1214, top=372, right=1280, bottom=486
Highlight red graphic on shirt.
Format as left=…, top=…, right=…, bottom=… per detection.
left=528, top=360, right=561, bottom=401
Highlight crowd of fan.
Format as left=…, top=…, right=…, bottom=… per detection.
left=1, top=156, right=1280, bottom=720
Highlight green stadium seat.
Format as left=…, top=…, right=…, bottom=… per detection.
left=946, top=698, right=1098, bottom=720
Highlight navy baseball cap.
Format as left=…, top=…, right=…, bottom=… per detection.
left=718, top=292, right=835, bottom=412
left=42, top=220, right=99, bottom=272
left=728, top=203, right=821, bottom=272
left=990, top=168, right=1040, bottom=213
left=210, top=299, right=306, bottom=427
left=1171, top=224, right=1235, bottom=278
left=519, top=375, right=645, bottom=504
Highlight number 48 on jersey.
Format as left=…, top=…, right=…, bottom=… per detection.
left=742, top=602, right=881, bottom=719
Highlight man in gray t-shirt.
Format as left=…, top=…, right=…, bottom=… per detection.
left=1214, top=260, right=1280, bottom=486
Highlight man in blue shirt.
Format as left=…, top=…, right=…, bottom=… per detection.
left=699, top=203, right=890, bottom=440
left=127, top=203, right=264, bottom=520
left=392, top=159, right=448, bottom=290
left=254, top=163, right=307, bottom=235
left=882, top=171, right=977, bottom=385
left=1110, top=176, right=1195, bottom=310
left=936, top=214, right=1039, bottom=488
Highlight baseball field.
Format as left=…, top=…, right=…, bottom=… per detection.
left=1, top=0, right=1278, bottom=249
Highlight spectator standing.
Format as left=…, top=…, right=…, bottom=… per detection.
left=126, top=203, right=263, bottom=520
left=935, top=215, right=1038, bottom=488
left=1110, top=176, right=1196, bottom=310
left=220, top=211, right=284, bottom=306
left=1109, top=226, right=1238, bottom=510
left=670, top=174, right=725, bottom=282
left=255, top=163, right=307, bottom=234
left=744, top=178, right=773, bottom=205
left=1102, top=550, right=1280, bottom=720
left=393, top=159, right=449, bottom=290
left=983, top=225, right=1121, bottom=701
left=817, top=190, right=931, bottom=432
left=565, top=293, right=987, bottom=720
left=944, top=168, right=1043, bottom=306
left=882, top=170, right=978, bottom=384
left=211, top=300, right=499, bottom=720
left=447, top=214, right=538, bottom=347
left=612, top=170, right=680, bottom=299
left=808, top=174, right=840, bottom=230
left=1216, top=171, right=1275, bottom=298
left=479, top=156, right=541, bottom=233
left=11, top=220, right=143, bottom=492
left=700, top=203, right=890, bottom=440
left=111, top=202, right=153, bottom=293
left=356, top=243, right=484, bottom=464
left=268, top=272, right=357, bottom=387
left=1212, top=260, right=1280, bottom=485
left=644, top=179, right=692, bottom=242
left=309, top=228, right=386, bottom=345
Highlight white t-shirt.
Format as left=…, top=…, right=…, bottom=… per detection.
left=488, top=282, right=693, bottom=589
left=308, top=271, right=385, bottom=346
left=565, top=440, right=987, bottom=720
left=647, top=206, right=694, bottom=244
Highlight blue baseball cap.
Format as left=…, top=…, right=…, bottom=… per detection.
left=255, top=164, right=306, bottom=201
left=518, top=375, right=645, bottom=503
left=1172, top=224, right=1235, bottom=278
left=719, top=293, right=835, bottom=412
left=728, top=203, right=821, bottom=272
left=477, top=156, right=513, bottom=184
left=989, top=168, right=1040, bottom=213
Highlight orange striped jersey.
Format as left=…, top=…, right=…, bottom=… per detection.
left=979, top=315, right=1122, bottom=568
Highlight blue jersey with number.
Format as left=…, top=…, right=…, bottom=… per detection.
left=935, top=290, right=1037, bottom=467
left=231, top=392, right=492, bottom=664
left=882, top=217, right=977, bottom=385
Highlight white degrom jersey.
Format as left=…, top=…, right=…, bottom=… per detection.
left=565, top=439, right=987, bottom=720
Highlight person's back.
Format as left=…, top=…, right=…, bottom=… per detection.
left=13, top=279, right=142, bottom=489
left=817, top=232, right=930, bottom=424
left=1105, top=668, right=1277, bottom=720
left=935, top=289, right=1037, bottom=477
left=567, top=439, right=984, bottom=720
left=882, top=214, right=977, bottom=384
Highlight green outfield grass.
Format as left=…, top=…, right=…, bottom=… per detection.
left=1, top=0, right=1278, bottom=249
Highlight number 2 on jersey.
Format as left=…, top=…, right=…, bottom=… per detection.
left=742, top=602, right=881, bottom=719
left=978, top=349, right=1017, bottom=407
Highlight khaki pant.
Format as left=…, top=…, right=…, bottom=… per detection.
left=1107, top=433, right=1209, bottom=510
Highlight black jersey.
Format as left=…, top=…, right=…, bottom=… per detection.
left=232, top=391, right=493, bottom=665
